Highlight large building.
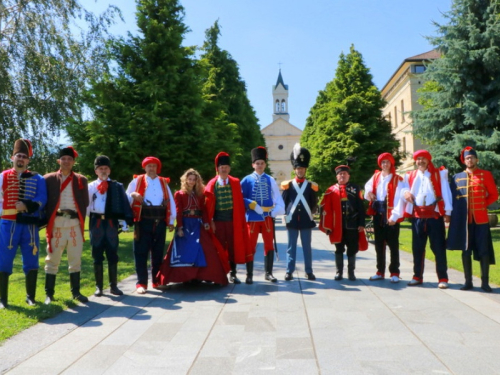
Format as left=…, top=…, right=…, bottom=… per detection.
left=381, top=50, right=440, bottom=172
left=261, top=70, right=302, bottom=186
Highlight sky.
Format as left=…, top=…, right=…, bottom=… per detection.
left=81, top=0, right=453, bottom=130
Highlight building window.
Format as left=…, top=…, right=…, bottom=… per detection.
left=275, top=100, right=280, bottom=113
left=413, top=65, right=425, bottom=74
left=394, top=107, right=398, bottom=128
left=403, top=137, right=406, bottom=154
left=281, top=99, right=286, bottom=112
left=401, top=100, right=405, bottom=123
left=278, top=145, right=283, bottom=150
left=386, top=112, right=391, bottom=124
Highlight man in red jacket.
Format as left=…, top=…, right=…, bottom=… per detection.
left=204, top=152, right=252, bottom=284
left=447, top=147, right=498, bottom=292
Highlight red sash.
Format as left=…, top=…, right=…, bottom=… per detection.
left=406, top=168, right=445, bottom=218
left=367, top=171, right=403, bottom=222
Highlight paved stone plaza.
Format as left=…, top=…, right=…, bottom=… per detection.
left=2, top=220, right=500, bottom=374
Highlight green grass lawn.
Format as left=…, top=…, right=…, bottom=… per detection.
left=398, top=221, right=500, bottom=285
left=0, top=223, right=173, bottom=343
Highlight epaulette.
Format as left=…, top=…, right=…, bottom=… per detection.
left=310, top=181, right=319, bottom=192
left=281, top=180, right=292, bottom=190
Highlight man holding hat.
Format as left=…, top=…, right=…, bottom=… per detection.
left=44, top=146, right=89, bottom=303
left=205, top=152, right=252, bottom=284
left=0, top=139, right=47, bottom=308
left=319, top=164, right=365, bottom=281
left=364, top=153, right=403, bottom=283
left=241, top=147, right=285, bottom=284
left=126, top=156, right=175, bottom=294
left=88, top=156, right=134, bottom=297
left=389, top=150, right=452, bottom=288
left=447, top=147, right=498, bottom=292
left=281, top=143, right=318, bottom=281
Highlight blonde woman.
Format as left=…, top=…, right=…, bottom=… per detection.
left=157, top=169, right=229, bottom=286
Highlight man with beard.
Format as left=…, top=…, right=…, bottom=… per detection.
left=0, top=139, right=47, bottom=308
left=447, top=147, right=498, bottom=292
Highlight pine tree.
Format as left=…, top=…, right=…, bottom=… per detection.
left=412, top=0, right=500, bottom=181
left=198, top=21, right=265, bottom=179
left=302, top=45, right=400, bottom=191
left=69, top=0, right=211, bottom=185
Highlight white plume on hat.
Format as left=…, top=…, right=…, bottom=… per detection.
left=293, top=143, right=301, bottom=160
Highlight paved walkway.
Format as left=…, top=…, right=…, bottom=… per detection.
left=2, top=220, right=500, bottom=374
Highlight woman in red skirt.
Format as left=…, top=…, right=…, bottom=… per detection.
left=157, top=169, right=229, bottom=286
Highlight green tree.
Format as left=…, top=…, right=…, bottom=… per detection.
left=69, top=0, right=212, bottom=185
left=412, top=0, right=500, bottom=181
left=302, top=45, right=401, bottom=191
left=198, top=21, right=265, bottom=179
left=0, top=0, right=118, bottom=173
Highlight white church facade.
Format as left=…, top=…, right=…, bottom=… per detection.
left=261, top=71, right=302, bottom=187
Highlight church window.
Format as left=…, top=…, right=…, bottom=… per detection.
left=278, top=145, right=283, bottom=150
left=275, top=100, right=280, bottom=113
left=281, top=100, right=286, bottom=112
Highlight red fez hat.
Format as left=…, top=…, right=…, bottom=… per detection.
left=335, top=165, right=350, bottom=174
left=215, top=152, right=230, bottom=170
left=413, top=150, right=432, bottom=161
left=13, top=139, right=33, bottom=158
left=142, top=156, right=162, bottom=174
left=460, top=146, right=477, bottom=164
left=59, top=146, right=78, bottom=159
left=378, top=153, right=395, bottom=174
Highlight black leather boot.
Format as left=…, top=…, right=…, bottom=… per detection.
left=25, top=269, right=38, bottom=306
left=334, top=252, right=344, bottom=281
left=348, top=256, right=356, bottom=281
left=0, top=272, right=9, bottom=309
left=229, top=262, right=241, bottom=284
left=265, top=251, right=277, bottom=282
left=44, top=273, right=56, bottom=305
left=480, top=256, right=492, bottom=292
left=94, top=264, right=104, bottom=297
left=460, top=253, right=473, bottom=290
left=245, top=261, right=254, bottom=284
left=70, top=272, right=89, bottom=302
left=109, top=263, right=123, bottom=295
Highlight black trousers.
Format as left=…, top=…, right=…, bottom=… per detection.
left=133, top=219, right=167, bottom=286
left=334, top=228, right=359, bottom=257
left=89, top=216, right=119, bottom=265
left=373, top=214, right=400, bottom=276
left=411, top=216, right=448, bottom=281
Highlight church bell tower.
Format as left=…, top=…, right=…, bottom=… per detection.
left=272, top=69, right=290, bottom=122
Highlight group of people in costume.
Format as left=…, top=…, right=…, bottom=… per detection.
left=0, top=137, right=497, bottom=309
left=321, top=147, right=497, bottom=292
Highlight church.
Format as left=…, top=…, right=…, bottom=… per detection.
left=261, top=70, right=302, bottom=187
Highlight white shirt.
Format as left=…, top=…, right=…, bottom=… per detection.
left=87, top=178, right=109, bottom=215
left=126, top=175, right=176, bottom=225
left=391, top=168, right=452, bottom=221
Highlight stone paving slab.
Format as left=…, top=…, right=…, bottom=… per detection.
left=2, top=220, right=500, bottom=374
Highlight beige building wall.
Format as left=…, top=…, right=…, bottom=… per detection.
left=381, top=50, right=439, bottom=173
left=262, top=71, right=302, bottom=187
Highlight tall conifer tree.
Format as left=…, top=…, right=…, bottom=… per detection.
left=302, top=45, right=400, bottom=190
left=199, top=21, right=265, bottom=179
left=412, top=0, right=500, bottom=181
left=69, top=0, right=211, bottom=184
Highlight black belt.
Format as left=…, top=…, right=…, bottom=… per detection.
left=373, top=201, right=387, bottom=214
left=141, top=205, right=166, bottom=220
left=182, top=209, right=202, bottom=217
left=90, top=213, right=108, bottom=220
left=56, top=209, right=78, bottom=219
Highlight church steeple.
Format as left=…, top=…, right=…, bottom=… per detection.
left=272, top=69, right=290, bottom=122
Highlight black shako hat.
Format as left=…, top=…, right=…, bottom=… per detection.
left=290, top=143, right=310, bottom=168
left=251, top=146, right=267, bottom=163
left=94, top=155, right=111, bottom=170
